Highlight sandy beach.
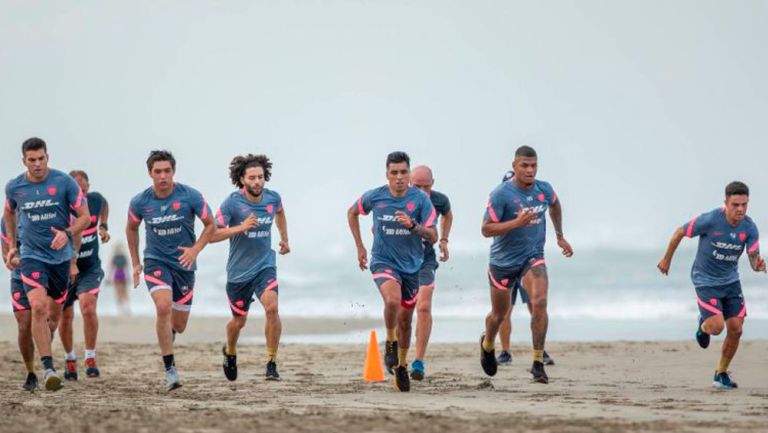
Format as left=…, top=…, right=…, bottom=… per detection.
left=0, top=315, right=766, bottom=433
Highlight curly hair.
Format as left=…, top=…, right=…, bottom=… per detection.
left=229, top=154, right=272, bottom=188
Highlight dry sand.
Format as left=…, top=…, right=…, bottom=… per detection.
left=0, top=315, right=766, bottom=433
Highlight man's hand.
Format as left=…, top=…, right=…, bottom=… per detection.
left=514, top=208, right=536, bottom=227
left=439, top=239, right=450, bottom=262
left=70, top=262, right=80, bottom=285
left=657, top=257, right=672, bottom=276
left=239, top=213, right=259, bottom=233
left=50, top=227, right=70, bottom=250
left=132, top=263, right=143, bottom=288
left=356, top=245, right=368, bottom=271
left=754, top=255, right=766, bottom=273
left=394, top=210, right=414, bottom=229
left=177, top=246, right=200, bottom=270
left=279, top=240, right=290, bottom=255
left=5, top=248, right=19, bottom=271
left=99, top=227, right=111, bottom=243
left=557, top=237, right=573, bottom=257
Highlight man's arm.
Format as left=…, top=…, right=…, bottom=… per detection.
left=481, top=209, right=534, bottom=238
left=275, top=208, right=290, bottom=255
left=347, top=205, right=368, bottom=271
left=178, top=214, right=216, bottom=270
left=3, top=208, right=17, bottom=268
left=548, top=200, right=573, bottom=257
left=126, top=217, right=142, bottom=288
left=52, top=204, right=90, bottom=250
left=210, top=214, right=257, bottom=243
left=439, top=210, right=453, bottom=262
left=99, top=198, right=110, bottom=243
left=748, top=251, right=766, bottom=273
left=658, top=227, right=686, bottom=275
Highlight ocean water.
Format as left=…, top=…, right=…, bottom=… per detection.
left=2, top=245, right=767, bottom=343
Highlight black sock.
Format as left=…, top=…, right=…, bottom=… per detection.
left=41, top=356, right=54, bottom=371
left=163, top=354, right=175, bottom=371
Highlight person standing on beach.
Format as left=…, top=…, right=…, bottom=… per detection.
left=408, top=165, right=452, bottom=381
left=658, top=181, right=764, bottom=389
left=2, top=218, right=38, bottom=391
left=108, top=242, right=131, bottom=315
left=58, top=170, right=110, bottom=380
left=212, top=154, right=290, bottom=382
left=348, top=151, right=437, bottom=392
left=496, top=170, right=555, bottom=367
left=479, top=146, right=572, bottom=384
left=4, top=137, right=91, bottom=391
left=126, top=150, right=215, bottom=391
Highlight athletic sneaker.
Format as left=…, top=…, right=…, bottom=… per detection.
left=497, top=351, right=512, bottom=364
left=222, top=345, right=237, bottom=381
left=384, top=340, right=398, bottom=374
left=265, top=361, right=280, bottom=381
left=410, top=359, right=425, bottom=381
left=479, top=334, right=497, bottom=377
left=85, top=358, right=100, bottom=378
left=531, top=361, right=548, bottom=384
left=23, top=372, right=38, bottom=391
left=44, top=369, right=63, bottom=391
left=393, top=365, right=410, bottom=392
left=543, top=351, right=555, bottom=366
left=696, top=318, right=711, bottom=349
left=165, top=366, right=182, bottom=392
left=64, top=359, right=78, bottom=381
left=713, top=371, right=738, bottom=389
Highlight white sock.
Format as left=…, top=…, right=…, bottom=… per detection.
left=84, top=349, right=96, bottom=359
left=66, top=351, right=77, bottom=361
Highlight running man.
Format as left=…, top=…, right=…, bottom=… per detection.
left=2, top=218, right=37, bottom=390
left=479, top=146, right=572, bottom=384
left=126, top=150, right=215, bottom=391
left=59, top=170, right=110, bottom=380
left=348, top=151, right=437, bottom=392
left=496, top=170, right=554, bottom=366
left=657, top=181, right=764, bottom=389
left=4, top=137, right=91, bottom=391
left=212, top=154, right=290, bottom=382
left=409, top=165, right=452, bottom=380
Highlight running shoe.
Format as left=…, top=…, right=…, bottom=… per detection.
left=497, top=351, right=512, bottom=365
left=543, top=350, right=555, bottom=366
left=530, top=361, right=548, bottom=384
left=265, top=361, right=280, bottom=381
left=410, top=359, right=425, bottom=381
left=713, top=371, right=738, bottom=389
left=44, top=369, right=63, bottom=391
left=384, top=340, right=398, bottom=374
left=393, top=365, right=410, bottom=392
left=696, top=317, right=710, bottom=349
left=165, top=366, right=182, bottom=392
left=23, top=372, right=38, bottom=391
left=64, top=359, right=78, bottom=381
left=222, top=345, right=238, bottom=381
left=85, top=358, right=100, bottom=378
left=479, top=334, right=497, bottom=377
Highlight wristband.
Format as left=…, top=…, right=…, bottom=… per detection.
left=65, top=229, right=73, bottom=240
left=99, top=223, right=109, bottom=231
left=439, top=238, right=449, bottom=243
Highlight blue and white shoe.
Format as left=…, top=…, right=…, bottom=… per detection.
left=496, top=351, right=512, bottom=365
left=165, top=366, right=182, bottom=392
left=410, top=359, right=425, bottom=381
left=713, top=371, right=738, bottom=389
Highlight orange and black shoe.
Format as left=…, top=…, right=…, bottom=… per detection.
left=531, top=361, right=549, bottom=384
left=64, top=359, right=78, bottom=381
left=23, top=372, right=38, bottom=391
left=384, top=340, right=398, bottom=374
left=85, top=358, right=100, bottom=378
left=222, top=345, right=238, bottom=381
left=393, top=365, right=410, bottom=392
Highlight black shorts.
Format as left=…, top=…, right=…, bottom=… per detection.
left=143, top=259, right=196, bottom=311
left=371, top=265, right=419, bottom=309
left=20, top=258, right=70, bottom=305
left=695, top=280, right=746, bottom=320
left=226, top=267, right=278, bottom=316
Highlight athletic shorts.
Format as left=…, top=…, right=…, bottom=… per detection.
left=371, top=265, right=419, bottom=309
left=226, top=267, right=278, bottom=316
left=511, top=281, right=530, bottom=306
left=10, top=277, right=30, bottom=312
left=20, top=258, right=70, bottom=305
left=695, top=280, right=747, bottom=320
left=64, top=264, right=104, bottom=309
left=488, top=256, right=546, bottom=292
left=418, top=260, right=439, bottom=288
left=143, top=259, right=196, bottom=312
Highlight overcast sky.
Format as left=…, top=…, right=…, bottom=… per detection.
left=2, top=1, right=766, bottom=257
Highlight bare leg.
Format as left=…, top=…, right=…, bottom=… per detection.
left=15, top=310, right=34, bottom=370
left=78, top=293, right=98, bottom=352
left=484, top=285, right=512, bottom=348
left=225, top=315, right=247, bottom=354
left=259, top=290, right=281, bottom=357
left=719, top=317, right=744, bottom=372
left=58, top=306, right=75, bottom=355
left=151, top=290, right=174, bottom=356
left=526, top=265, right=549, bottom=354
left=414, top=285, right=434, bottom=361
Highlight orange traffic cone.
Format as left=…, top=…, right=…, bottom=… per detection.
left=363, top=330, right=386, bottom=382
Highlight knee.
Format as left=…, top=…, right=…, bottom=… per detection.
left=529, top=297, right=548, bottom=313
left=231, top=316, right=247, bottom=329
left=173, top=322, right=187, bottom=333
left=62, top=307, right=75, bottom=322
left=384, top=297, right=400, bottom=311
left=155, top=300, right=172, bottom=317
left=80, top=302, right=97, bottom=319
left=30, top=301, right=48, bottom=319
left=708, top=321, right=725, bottom=336
left=416, top=301, right=432, bottom=316
left=398, top=311, right=413, bottom=329
left=264, top=302, right=279, bottom=318
left=727, top=323, right=743, bottom=338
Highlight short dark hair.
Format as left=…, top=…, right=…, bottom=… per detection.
left=229, top=154, right=272, bottom=188
left=386, top=151, right=410, bottom=168
left=515, top=145, right=537, bottom=158
left=22, top=137, right=47, bottom=155
left=725, top=181, right=749, bottom=198
left=69, top=170, right=89, bottom=181
left=146, top=150, right=176, bottom=172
